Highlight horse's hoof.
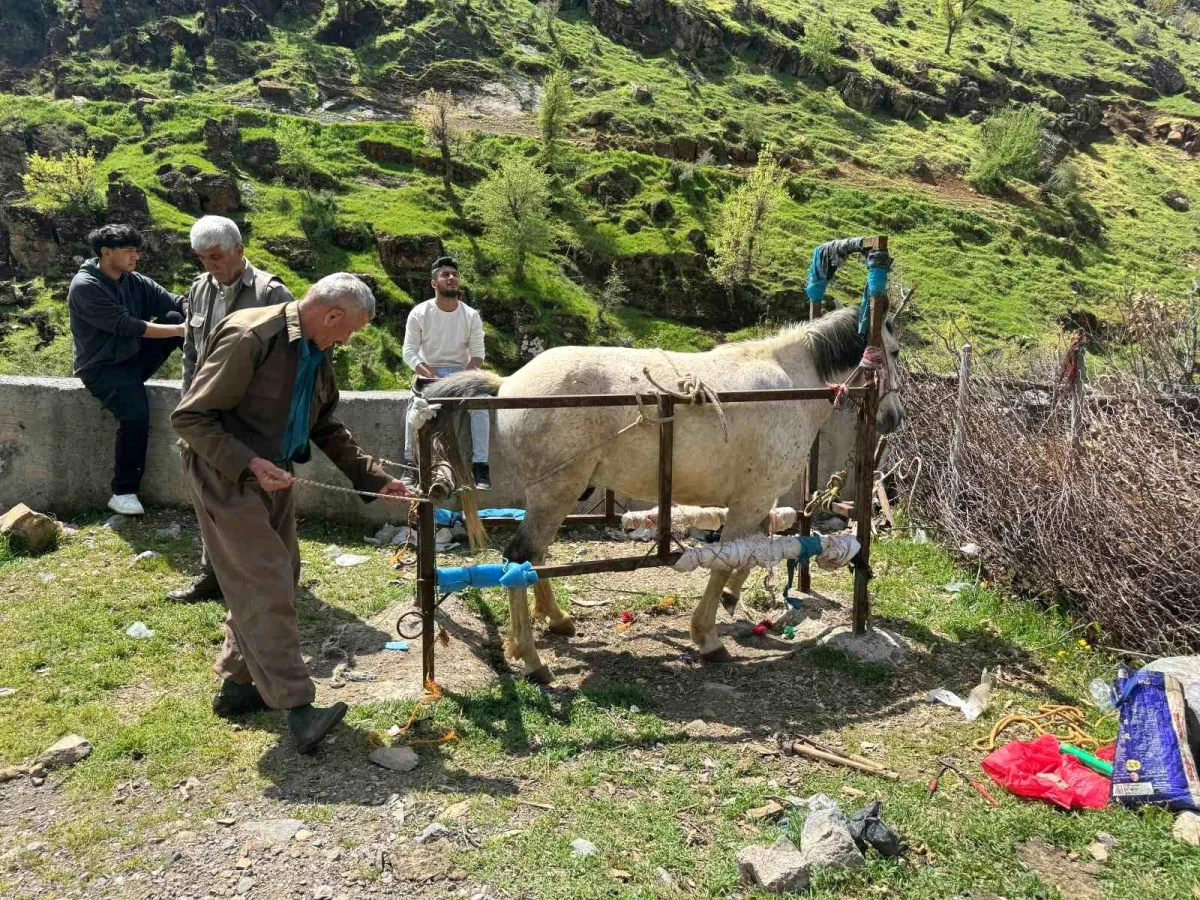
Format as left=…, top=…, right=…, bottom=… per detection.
left=720, top=591, right=738, bottom=617
left=523, top=665, right=554, bottom=685
left=547, top=617, right=576, bottom=637
left=700, top=645, right=733, bottom=664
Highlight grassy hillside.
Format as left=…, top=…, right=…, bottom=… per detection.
left=1, top=0, right=1198, bottom=385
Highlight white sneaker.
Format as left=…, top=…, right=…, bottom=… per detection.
left=108, top=494, right=145, bottom=516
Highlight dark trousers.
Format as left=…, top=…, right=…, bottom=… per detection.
left=83, top=327, right=184, bottom=495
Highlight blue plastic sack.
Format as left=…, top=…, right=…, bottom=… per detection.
left=1111, top=666, right=1200, bottom=810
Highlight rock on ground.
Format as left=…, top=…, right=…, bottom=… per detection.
left=1174, top=811, right=1200, bottom=846
left=36, top=734, right=92, bottom=770
left=0, top=503, right=58, bottom=553
left=570, top=838, right=598, bottom=858
left=737, top=836, right=810, bottom=893
left=798, top=804, right=866, bottom=871
left=239, top=818, right=304, bottom=845
left=369, top=746, right=419, bottom=772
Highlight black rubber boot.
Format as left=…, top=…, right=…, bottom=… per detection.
left=168, top=571, right=222, bottom=603
left=287, top=702, right=349, bottom=754
left=212, top=680, right=268, bottom=718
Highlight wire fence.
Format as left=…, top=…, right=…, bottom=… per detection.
left=890, top=342, right=1200, bottom=657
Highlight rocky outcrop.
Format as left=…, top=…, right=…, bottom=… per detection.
left=203, top=3, right=271, bottom=41
left=377, top=232, right=443, bottom=297
left=263, top=235, right=314, bottom=270
left=256, top=80, right=294, bottom=104
left=1, top=0, right=57, bottom=67
left=585, top=0, right=724, bottom=56
left=358, top=139, right=414, bottom=166
left=1133, top=55, right=1187, bottom=96
left=156, top=165, right=241, bottom=214
left=0, top=203, right=101, bottom=276
left=313, top=0, right=389, bottom=48
left=839, top=73, right=887, bottom=114
left=105, top=178, right=150, bottom=228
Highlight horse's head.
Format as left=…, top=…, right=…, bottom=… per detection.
left=877, top=316, right=904, bottom=435
left=801, top=305, right=904, bottom=434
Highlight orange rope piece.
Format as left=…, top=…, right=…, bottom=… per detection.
left=972, top=704, right=1115, bottom=752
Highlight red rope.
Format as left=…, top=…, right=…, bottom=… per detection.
left=1061, top=331, right=1086, bottom=387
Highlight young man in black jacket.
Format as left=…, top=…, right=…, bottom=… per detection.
left=68, top=224, right=185, bottom=516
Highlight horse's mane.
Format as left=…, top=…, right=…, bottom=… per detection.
left=764, top=306, right=867, bottom=381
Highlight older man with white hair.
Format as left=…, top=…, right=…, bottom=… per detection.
left=169, top=214, right=294, bottom=604
left=172, top=274, right=411, bottom=754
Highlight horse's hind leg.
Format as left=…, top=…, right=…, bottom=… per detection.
left=719, top=567, right=753, bottom=618
left=502, top=463, right=593, bottom=682
left=532, top=574, right=575, bottom=636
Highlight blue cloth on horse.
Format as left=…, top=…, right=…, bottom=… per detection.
left=435, top=508, right=465, bottom=527
left=437, top=560, right=538, bottom=592
left=477, top=508, right=526, bottom=520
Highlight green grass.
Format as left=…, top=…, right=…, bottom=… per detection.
left=2, top=508, right=1198, bottom=897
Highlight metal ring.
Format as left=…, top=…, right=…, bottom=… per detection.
left=395, top=592, right=452, bottom=640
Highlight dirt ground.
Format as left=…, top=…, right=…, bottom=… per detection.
left=0, top=529, right=1078, bottom=900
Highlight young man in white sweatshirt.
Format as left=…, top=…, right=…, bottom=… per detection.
left=401, top=256, right=491, bottom=488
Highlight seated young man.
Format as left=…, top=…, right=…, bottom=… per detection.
left=401, top=256, right=491, bottom=489
left=68, top=224, right=185, bottom=516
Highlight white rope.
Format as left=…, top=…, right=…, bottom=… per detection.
left=622, top=505, right=800, bottom=534
left=672, top=534, right=859, bottom=573
left=406, top=397, right=442, bottom=432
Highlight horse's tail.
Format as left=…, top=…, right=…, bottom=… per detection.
left=420, top=369, right=504, bottom=402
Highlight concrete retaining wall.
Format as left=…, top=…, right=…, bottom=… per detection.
left=0, top=375, right=858, bottom=527
left=0, top=375, right=530, bottom=524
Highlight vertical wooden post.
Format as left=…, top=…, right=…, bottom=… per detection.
left=852, top=275, right=889, bottom=635
left=1070, top=341, right=1086, bottom=453
left=417, top=423, right=437, bottom=687
left=656, top=395, right=675, bottom=558
left=951, top=342, right=971, bottom=466
left=604, top=488, right=615, bottom=522
left=799, top=301, right=823, bottom=594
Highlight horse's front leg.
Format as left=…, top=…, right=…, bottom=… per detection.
left=506, top=585, right=552, bottom=684
left=532, top=573, right=575, bottom=636
left=689, top=502, right=774, bottom=663
left=691, top=569, right=735, bottom=662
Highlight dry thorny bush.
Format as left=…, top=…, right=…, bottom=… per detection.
left=890, top=309, right=1200, bottom=656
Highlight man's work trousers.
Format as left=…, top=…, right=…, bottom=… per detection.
left=182, top=447, right=315, bottom=710
left=82, top=327, right=183, bottom=495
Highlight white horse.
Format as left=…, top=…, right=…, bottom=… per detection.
left=423, top=306, right=903, bottom=683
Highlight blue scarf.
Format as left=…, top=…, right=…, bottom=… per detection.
left=279, top=337, right=326, bottom=462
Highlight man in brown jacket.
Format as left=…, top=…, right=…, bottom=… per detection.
left=172, top=273, right=411, bottom=754
left=169, top=214, right=293, bottom=604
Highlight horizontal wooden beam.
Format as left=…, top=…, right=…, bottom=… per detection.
left=534, top=552, right=682, bottom=579
left=422, top=386, right=867, bottom=411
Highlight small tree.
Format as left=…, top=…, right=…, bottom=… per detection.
left=596, top=266, right=627, bottom=325
left=168, top=44, right=194, bottom=91
left=938, top=0, right=982, bottom=55
left=799, top=19, right=839, bottom=72
left=742, top=108, right=767, bottom=146
left=475, top=156, right=552, bottom=281
left=967, top=107, right=1042, bottom=194
left=414, top=89, right=460, bottom=194
left=21, top=150, right=103, bottom=216
left=711, top=147, right=786, bottom=290
left=539, top=0, right=561, bottom=36
left=539, top=70, right=572, bottom=171
left=298, top=189, right=340, bottom=242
